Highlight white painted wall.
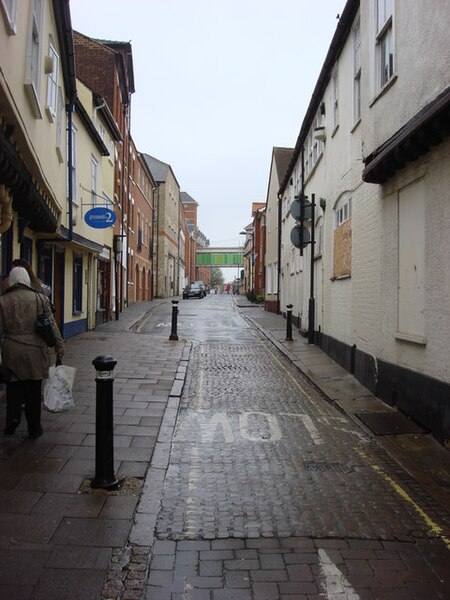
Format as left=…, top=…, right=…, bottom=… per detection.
left=273, top=1, right=450, bottom=388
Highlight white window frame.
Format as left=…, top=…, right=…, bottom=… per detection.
left=266, top=264, right=272, bottom=294
left=1, top=0, right=17, bottom=34
left=91, top=155, right=99, bottom=207
left=375, top=0, right=394, bottom=90
left=273, top=262, right=278, bottom=294
left=332, top=68, right=339, bottom=132
left=335, top=196, right=352, bottom=228
left=56, top=86, right=64, bottom=162
left=353, top=16, right=361, bottom=124
left=70, top=123, right=78, bottom=205
left=25, top=0, right=44, bottom=118
left=46, top=39, right=59, bottom=120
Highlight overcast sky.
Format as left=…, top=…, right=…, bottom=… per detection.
left=70, top=0, right=346, bottom=249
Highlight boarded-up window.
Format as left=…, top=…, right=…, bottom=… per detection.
left=398, top=179, right=425, bottom=338
left=333, top=220, right=352, bottom=277
left=333, top=197, right=352, bottom=277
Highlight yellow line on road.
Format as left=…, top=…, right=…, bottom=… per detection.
left=265, top=345, right=326, bottom=416
left=356, top=448, right=450, bottom=550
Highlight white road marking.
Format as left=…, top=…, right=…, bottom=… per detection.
left=280, top=412, right=324, bottom=445
left=240, top=411, right=282, bottom=442
left=318, top=548, right=361, bottom=599
left=201, top=412, right=234, bottom=443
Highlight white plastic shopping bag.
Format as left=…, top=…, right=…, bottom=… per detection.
left=43, top=363, right=76, bottom=412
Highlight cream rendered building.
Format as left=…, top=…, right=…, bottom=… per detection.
left=264, top=147, right=293, bottom=314
left=142, top=154, right=180, bottom=298
left=0, top=1, right=74, bottom=321
left=69, top=79, right=120, bottom=332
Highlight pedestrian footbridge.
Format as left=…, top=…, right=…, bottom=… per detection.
left=196, top=247, right=243, bottom=267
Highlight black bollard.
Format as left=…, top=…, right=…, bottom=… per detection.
left=91, top=355, right=119, bottom=490
left=286, top=304, right=293, bottom=341
left=169, top=299, right=179, bottom=341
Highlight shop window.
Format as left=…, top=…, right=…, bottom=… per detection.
left=72, top=254, right=82, bottom=314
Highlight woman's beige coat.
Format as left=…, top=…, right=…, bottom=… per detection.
left=0, top=284, right=64, bottom=380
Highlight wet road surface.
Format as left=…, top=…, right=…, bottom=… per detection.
left=140, top=293, right=450, bottom=599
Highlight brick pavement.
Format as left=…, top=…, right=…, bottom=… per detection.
left=145, top=537, right=449, bottom=600
left=0, top=299, right=187, bottom=600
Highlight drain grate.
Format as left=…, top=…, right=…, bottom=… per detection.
left=304, top=461, right=355, bottom=474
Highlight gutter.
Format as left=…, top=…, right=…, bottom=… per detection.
left=277, top=192, right=282, bottom=314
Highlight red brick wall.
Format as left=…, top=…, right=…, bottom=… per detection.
left=73, top=32, right=116, bottom=111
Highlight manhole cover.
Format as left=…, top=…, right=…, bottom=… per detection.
left=78, top=476, right=143, bottom=496
left=304, top=462, right=355, bottom=474
left=355, top=411, right=425, bottom=435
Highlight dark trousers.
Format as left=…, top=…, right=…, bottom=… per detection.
left=6, top=380, right=42, bottom=435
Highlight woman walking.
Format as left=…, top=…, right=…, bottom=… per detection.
left=0, top=266, right=64, bottom=438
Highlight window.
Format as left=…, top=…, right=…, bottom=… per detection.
left=272, top=262, right=278, bottom=294
left=333, top=196, right=352, bottom=278
left=98, top=123, right=106, bottom=142
left=335, top=197, right=352, bottom=227
left=266, top=264, right=272, bottom=294
left=25, top=0, right=43, bottom=117
left=1, top=0, right=17, bottom=33
left=46, top=39, right=59, bottom=119
left=69, top=123, right=77, bottom=204
left=91, top=155, right=98, bottom=206
left=56, top=87, right=64, bottom=162
left=353, top=16, right=361, bottom=123
left=72, top=254, right=83, bottom=314
left=332, top=69, right=339, bottom=131
left=304, top=112, right=324, bottom=178
left=376, top=0, right=394, bottom=89
left=109, top=139, right=115, bottom=163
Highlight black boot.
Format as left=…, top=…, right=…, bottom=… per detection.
left=4, top=382, right=21, bottom=434
left=24, top=380, right=43, bottom=439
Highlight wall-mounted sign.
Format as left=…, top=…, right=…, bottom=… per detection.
left=290, top=224, right=310, bottom=249
left=84, top=207, right=116, bottom=229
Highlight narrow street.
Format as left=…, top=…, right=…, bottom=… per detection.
left=138, top=293, right=450, bottom=599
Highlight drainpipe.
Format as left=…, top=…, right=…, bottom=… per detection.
left=155, top=185, right=160, bottom=298
left=150, top=185, right=156, bottom=300
left=276, top=191, right=282, bottom=314
left=125, top=97, right=133, bottom=308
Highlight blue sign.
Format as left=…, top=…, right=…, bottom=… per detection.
left=84, top=207, right=116, bottom=229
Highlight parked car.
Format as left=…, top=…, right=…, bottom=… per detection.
left=192, top=280, right=206, bottom=297
left=182, top=283, right=204, bottom=299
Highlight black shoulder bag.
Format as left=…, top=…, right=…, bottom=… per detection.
left=35, top=293, right=56, bottom=348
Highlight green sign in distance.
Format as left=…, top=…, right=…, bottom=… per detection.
left=196, top=252, right=243, bottom=266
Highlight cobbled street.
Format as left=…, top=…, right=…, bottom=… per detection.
left=138, top=294, right=450, bottom=600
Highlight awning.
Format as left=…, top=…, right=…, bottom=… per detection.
left=363, top=86, right=450, bottom=184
